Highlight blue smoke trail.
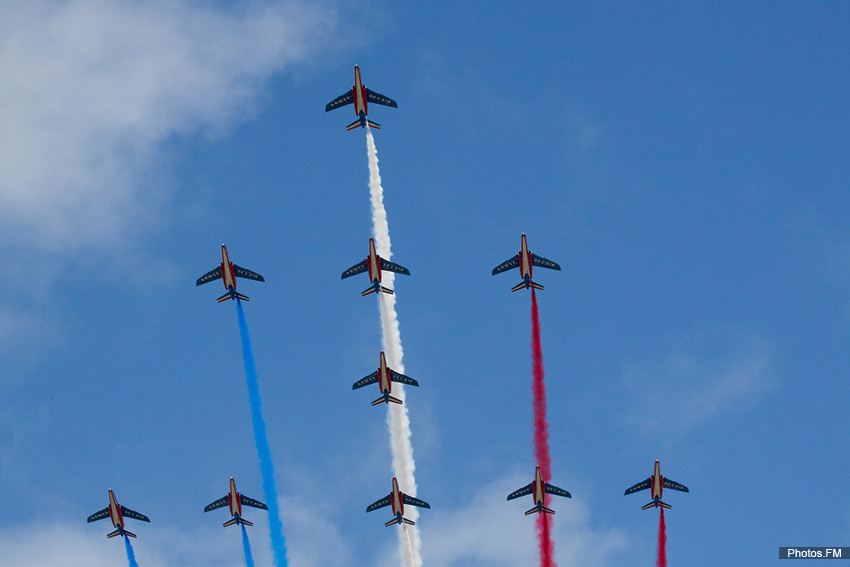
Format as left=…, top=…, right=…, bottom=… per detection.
left=241, top=523, right=256, bottom=567
left=235, top=299, right=288, bottom=566
left=124, top=536, right=140, bottom=567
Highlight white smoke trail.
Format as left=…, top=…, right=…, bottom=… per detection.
left=366, top=128, right=422, bottom=567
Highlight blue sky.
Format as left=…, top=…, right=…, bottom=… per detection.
left=1, top=1, right=849, bottom=565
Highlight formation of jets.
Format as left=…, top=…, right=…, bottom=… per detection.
left=89, top=69, right=689, bottom=546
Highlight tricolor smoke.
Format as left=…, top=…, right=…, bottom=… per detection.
left=123, top=536, right=139, bottom=567
left=657, top=509, right=667, bottom=567
left=531, top=289, right=556, bottom=567
left=366, top=128, right=421, bottom=567
left=236, top=300, right=288, bottom=567
left=241, top=523, right=256, bottom=567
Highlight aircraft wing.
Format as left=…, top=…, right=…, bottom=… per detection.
left=241, top=495, right=269, bottom=510
left=506, top=482, right=533, bottom=501
left=87, top=507, right=110, bottom=523
left=624, top=478, right=652, bottom=495
left=204, top=496, right=229, bottom=512
left=366, top=89, right=398, bottom=109
left=366, top=495, right=392, bottom=512
left=402, top=494, right=431, bottom=509
left=196, top=266, right=223, bottom=286
left=544, top=483, right=572, bottom=498
left=492, top=256, right=520, bottom=275
left=662, top=478, right=689, bottom=493
left=120, top=506, right=151, bottom=523
left=381, top=259, right=410, bottom=276
left=390, top=370, right=419, bottom=387
left=341, top=259, right=368, bottom=280
left=531, top=255, right=561, bottom=271
left=233, top=264, right=265, bottom=283
left=326, top=91, right=354, bottom=112
left=352, top=371, right=380, bottom=390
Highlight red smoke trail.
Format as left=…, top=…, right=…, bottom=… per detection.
left=531, top=289, right=556, bottom=567
left=657, top=508, right=667, bottom=567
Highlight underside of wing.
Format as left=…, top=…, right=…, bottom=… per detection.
left=390, top=370, right=419, bottom=387
left=87, top=507, right=110, bottom=523
left=240, top=495, right=269, bottom=510
left=234, top=265, right=265, bottom=283
left=341, top=259, right=368, bottom=280
left=366, top=495, right=391, bottom=512
left=204, top=496, right=229, bottom=512
left=662, top=478, right=689, bottom=493
left=506, top=483, right=533, bottom=501
left=531, top=255, right=561, bottom=271
left=353, top=371, right=379, bottom=390
left=544, top=483, right=572, bottom=498
left=381, top=259, right=410, bottom=275
left=492, top=256, right=520, bottom=275
left=196, top=266, right=222, bottom=286
left=326, top=91, right=354, bottom=111
left=120, top=506, right=151, bottom=523
left=366, top=89, right=398, bottom=108
left=402, top=494, right=431, bottom=509
left=624, top=478, right=651, bottom=495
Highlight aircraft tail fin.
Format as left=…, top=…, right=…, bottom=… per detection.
left=361, top=285, right=393, bottom=296
left=524, top=505, right=555, bottom=516
left=641, top=500, right=670, bottom=510
left=512, top=280, right=544, bottom=292
left=217, top=289, right=249, bottom=303
left=108, top=528, right=135, bottom=538
left=345, top=118, right=366, bottom=132
left=372, top=394, right=403, bottom=406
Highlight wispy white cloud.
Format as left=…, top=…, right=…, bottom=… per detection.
left=623, top=333, right=774, bottom=434
left=0, top=0, right=336, bottom=251
left=421, top=474, right=628, bottom=567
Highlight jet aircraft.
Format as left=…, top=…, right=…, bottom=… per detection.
left=366, top=477, right=430, bottom=527
left=353, top=351, right=419, bottom=405
left=624, top=460, right=689, bottom=510
left=87, top=489, right=150, bottom=538
left=492, top=233, right=561, bottom=292
left=204, top=477, right=268, bottom=527
left=341, top=237, right=409, bottom=296
left=507, top=465, right=571, bottom=515
left=196, top=244, right=265, bottom=303
left=326, top=65, right=398, bottom=131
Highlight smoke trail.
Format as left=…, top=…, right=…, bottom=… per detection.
left=123, top=536, right=140, bottom=567
left=366, top=128, right=421, bottom=567
left=531, top=289, right=556, bottom=567
left=241, top=523, right=256, bottom=567
left=657, top=508, right=667, bottom=567
left=236, top=299, right=288, bottom=567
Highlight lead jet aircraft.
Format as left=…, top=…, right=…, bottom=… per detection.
left=196, top=244, right=265, bottom=303
left=353, top=351, right=419, bottom=406
left=507, top=465, right=571, bottom=515
left=87, top=489, right=150, bottom=538
left=204, top=477, right=268, bottom=527
left=367, top=477, right=430, bottom=527
left=624, top=460, right=689, bottom=510
left=492, top=233, right=561, bottom=292
left=325, top=65, right=398, bottom=131
left=341, top=237, right=409, bottom=296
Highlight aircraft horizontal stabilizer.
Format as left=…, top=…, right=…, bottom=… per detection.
left=367, top=120, right=381, bottom=129
left=384, top=517, right=400, bottom=527
left=525, top=506, right=555, bottom=516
